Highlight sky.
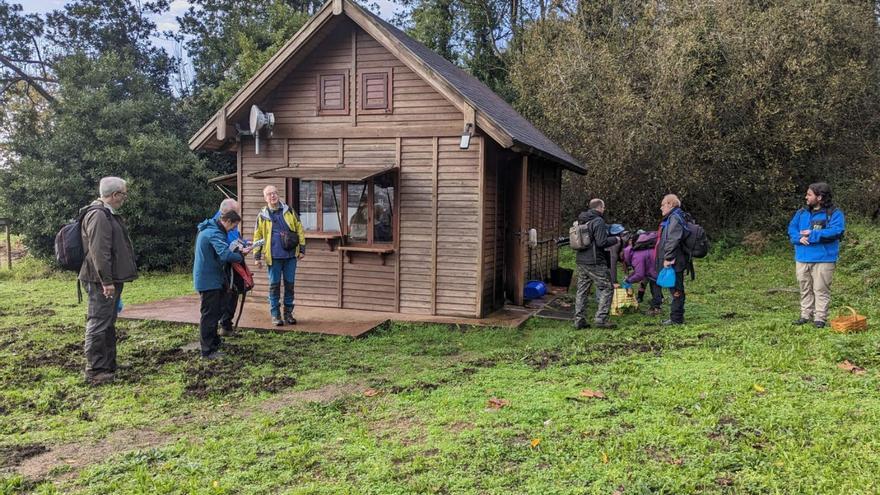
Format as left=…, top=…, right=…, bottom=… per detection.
left=20, top=0, right=401, bottom=89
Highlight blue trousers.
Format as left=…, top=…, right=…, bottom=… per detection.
left=267, top=257, right=297, bottom=317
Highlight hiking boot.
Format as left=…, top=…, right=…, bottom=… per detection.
left=661, top=319, right=683, bottom=326
left=202, top=350, right=226, bottom=360
left=574, top=321, right=590, bottom=330
left=284, top=313, right=297, bottom=325
left=814, top=320, right=826, bottom=329
left=792, top=317, right=811, bottom=326
left=218, top=324, right=234, bottom=337
left=594, top=321, right=617, bottom=329
left=646, top=307, right=662, bottom=317
left=86, top=372, right=115, bottom=386
left=272, top=317, right=284, bottom=326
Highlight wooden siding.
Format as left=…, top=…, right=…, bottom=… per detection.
left=342, top=251, right=397, bottom=311
left=397, top=137, right=434, bottom=314
left=435, top=136, right=480, bottom=317
left=266, top=21, right=462, bottom=131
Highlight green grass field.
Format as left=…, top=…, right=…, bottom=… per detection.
left=1, top=224, right=879, bottom=494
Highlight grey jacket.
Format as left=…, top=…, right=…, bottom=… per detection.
left=78, top=200, right=138, bottom=285
left=656, top=208, right=688, bottom=273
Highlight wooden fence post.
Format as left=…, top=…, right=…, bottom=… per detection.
left=0, top=219, right=10, bottom=270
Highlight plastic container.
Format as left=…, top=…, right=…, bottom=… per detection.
left=524, top=280, right=547, bottom=300
left=550, top=267, right=573, bottom=287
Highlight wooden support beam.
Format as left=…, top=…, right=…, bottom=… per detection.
left=216, top=109, right=226, bottom=141
left=4, top=223, right=10, bottom=270
left=431, top=136, right=439, bottom=316
left=351, top=28, right=358, bottom=127
left=475, top=135, right=485, bottom=318
left=463, top=103, right=475, bottom=133
left=268, top=124, right=462, bottom=140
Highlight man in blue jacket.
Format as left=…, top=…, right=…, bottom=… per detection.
left=193, top=210, right=252, bottom=359
left=212, top=199, right=241, bottom=336
left=787, top=182, right=846, bottom=328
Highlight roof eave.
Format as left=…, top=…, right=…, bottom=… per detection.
left=512, top=141, right=585, bottom=174
left=189, top=0, right=338, bottom=151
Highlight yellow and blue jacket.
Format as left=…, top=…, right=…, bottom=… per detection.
left=252, top=202, right=306, bottom=265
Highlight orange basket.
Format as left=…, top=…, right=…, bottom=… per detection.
left=830, top=306, right=868, bottom=333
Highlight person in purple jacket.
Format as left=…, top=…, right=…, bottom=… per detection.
left=621, top=230, right=663, bottom=316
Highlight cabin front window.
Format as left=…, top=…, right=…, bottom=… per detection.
left=347, top=182, right=369, bottom=243
left=294, top=172, right=396, bottom=245
left=298, top=180, right=318, bottom=231
left=322, top=182, right=342, bottom=232
left=373, top=174, right=394, bottom=243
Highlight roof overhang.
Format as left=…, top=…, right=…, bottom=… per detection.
left=248, top=165, right=396, bottom=181
left=207, top=173, right=237, bottom=186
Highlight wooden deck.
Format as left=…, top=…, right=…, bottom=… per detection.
left=118, top=294, right=555, bottom=337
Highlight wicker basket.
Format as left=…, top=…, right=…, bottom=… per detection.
left=610, top=288, right=639, bottom=316
left=830, top=306, right=868, bottom=333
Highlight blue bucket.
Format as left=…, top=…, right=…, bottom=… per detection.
left=524, top=280, right=547, bottom=300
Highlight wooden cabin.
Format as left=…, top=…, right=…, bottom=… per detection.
left=190, top=0, right=585, bottom=318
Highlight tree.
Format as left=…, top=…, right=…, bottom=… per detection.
left=0, top=1, right=54, bottom=108
left=510, top=0, right=880, bottom=230
left=0, top=0, right=216, bottom=269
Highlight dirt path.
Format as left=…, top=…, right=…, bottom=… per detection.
left=11, top=381, right=366, bottom=483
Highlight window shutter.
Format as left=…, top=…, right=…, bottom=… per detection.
left=360, top=69, right=392, bottom=112
left=317, top=72, right=348, bottom=115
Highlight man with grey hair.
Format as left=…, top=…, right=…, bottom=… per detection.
left=573, top=198, right=621, bottom=329
left=78, top=177, right=137, bottom=385
left=655, top=194, right=687, bottom=325
left=211, top=198, right=241, bottom=335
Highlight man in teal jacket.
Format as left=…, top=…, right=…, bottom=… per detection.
left=193, top=210, right=252, bottom=359
left=787, top=182, right=846, bottom=328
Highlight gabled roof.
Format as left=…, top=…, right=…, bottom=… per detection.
left=189, top=0, right=584, bottom=173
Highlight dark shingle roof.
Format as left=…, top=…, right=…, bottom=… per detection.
left=359, top=7, right=584, bottom=172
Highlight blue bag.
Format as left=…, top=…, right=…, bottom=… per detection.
left=657, top=267, right=676, bottom=288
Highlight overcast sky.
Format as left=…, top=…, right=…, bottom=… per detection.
left=20, top=0, right=401, bottom=88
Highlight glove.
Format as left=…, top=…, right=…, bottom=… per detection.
left=621, top=280, right=632, bottom=290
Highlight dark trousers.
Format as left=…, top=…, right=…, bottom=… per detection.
left=219, top=289, right=239, bottom=330
left=637, top=280, right=664, bottom=309
left=199, top=289, right=223, bottom=356
left=85, top=282, right=123, bottom=377
left=668, top=270, right=686, bottom=323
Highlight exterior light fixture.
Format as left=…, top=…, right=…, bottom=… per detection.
left=460, top=123, right=474, bottom=149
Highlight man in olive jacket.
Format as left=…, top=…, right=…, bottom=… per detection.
left=78, top=177, right=137, bottom=385
left=574, top=198, right=621, bottom=329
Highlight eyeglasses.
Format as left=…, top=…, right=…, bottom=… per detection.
left=115, top=191, right=129, bottom=199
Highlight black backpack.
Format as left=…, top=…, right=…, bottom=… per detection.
left=676, top=211, right=710, bottom=259
left=55, top=205, right=111, bottom=271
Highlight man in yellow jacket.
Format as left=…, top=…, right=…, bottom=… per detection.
left=253, top=185, right=306, bottom=326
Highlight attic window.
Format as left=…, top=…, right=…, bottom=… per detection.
left=317, top=71, right=349, bottom=115
left=360, top=69, right=392, bottom=113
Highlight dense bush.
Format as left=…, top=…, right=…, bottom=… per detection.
left=510, top=0, right=880, bottom=231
